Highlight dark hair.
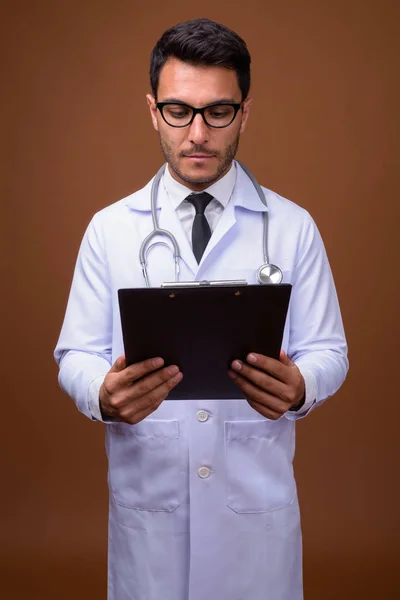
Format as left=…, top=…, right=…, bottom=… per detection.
left=150, top=18, right=251, bottom=100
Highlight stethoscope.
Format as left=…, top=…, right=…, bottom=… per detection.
left=139, top=162, right=283, bottom=287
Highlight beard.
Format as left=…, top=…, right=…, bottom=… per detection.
left=158, top=135, right=240, bottom=187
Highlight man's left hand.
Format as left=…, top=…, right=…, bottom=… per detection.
left=228, top=350, right=306, bottom=420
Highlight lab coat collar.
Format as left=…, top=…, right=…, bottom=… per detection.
left=123, top=161, right=268, bottom=214
left=163, top=162, right=236, bottom=211
left=231, top=162, right=268, bottom=213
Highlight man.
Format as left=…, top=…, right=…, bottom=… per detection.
left=55, top=18, right=348, bottom=600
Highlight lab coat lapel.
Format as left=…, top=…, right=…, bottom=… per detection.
left=198, top=163, right=267, bottom=271
left=199, top=196, right=237, bottom=267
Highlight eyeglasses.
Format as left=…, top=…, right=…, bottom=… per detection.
left=156, top=102, right=242, bottom=129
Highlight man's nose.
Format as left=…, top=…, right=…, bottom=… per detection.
left=188, top=113, right=210, bottom=145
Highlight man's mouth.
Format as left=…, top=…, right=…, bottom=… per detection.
left=183, top=154, right=216, bottom=158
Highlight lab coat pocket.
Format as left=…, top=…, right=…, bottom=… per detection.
left=224, top=420, right=296, bottom=513
left=108, top=419, right=181, bottom=512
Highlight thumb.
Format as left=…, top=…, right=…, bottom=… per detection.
left=109, top=355, right=126, bottom=373
left=279, top=349, right=294, bottom=367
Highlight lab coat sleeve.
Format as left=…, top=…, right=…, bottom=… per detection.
left=54, top=214, right=113, bottom=422
left=285, top=214, right=348, bottom=421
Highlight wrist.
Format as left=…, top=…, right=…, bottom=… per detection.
left=99, top=384, right=113, bottom=420
left=290, top=394, right=306, bottom=412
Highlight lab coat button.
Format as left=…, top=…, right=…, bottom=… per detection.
left=196, top=410, right=209, bottom=422
left=197, top=466, right=210, bottom=479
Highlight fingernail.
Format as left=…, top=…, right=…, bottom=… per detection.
left=247, top=353, right=257, bottom=363
left=232, top=360, right=242, bottom=370
left=168, top=365, right=179, bottom=376
left=153, top=358, right=164, bottom=368
left=228, top=370, right=237, bottom=379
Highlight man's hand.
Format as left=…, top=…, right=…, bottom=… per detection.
left=99, top=356, right=183, bottom=424
left=228, top=350, right=305, bottom=420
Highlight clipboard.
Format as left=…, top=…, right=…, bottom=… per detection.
left=118, top=282, right=292, bottom=400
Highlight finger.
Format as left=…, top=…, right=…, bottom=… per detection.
left=122, top=371, right=183, bottom=423
left=119, top=357, right=165, bottom=387
left=228, top=370, right=288, bottom=416
left=279, top=349, right=294, bottom=367
left=134, top=370, right=183, bottom=411
left=112, top=365, right=180, bottom=410
left=245, top=353, right=289, bottom=383
left=130, top=365, right=181, bottom=399
left=108, top=355, right=127, bottom=374
left=231, top=360, right=286, bottom=398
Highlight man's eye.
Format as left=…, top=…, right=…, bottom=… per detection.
left=171, top=111, right=188, bottom=118
left=209, top=109, right=230, bottom=118
left=165, top=105, right=191, bottom=119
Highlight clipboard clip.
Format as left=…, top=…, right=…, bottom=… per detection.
left=161, top=279, right=248, bottom=288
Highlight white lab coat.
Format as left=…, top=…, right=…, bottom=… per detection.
left=55, top=162, right=348, bottom=600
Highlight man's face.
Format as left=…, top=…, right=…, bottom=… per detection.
left=147, top=58, right=252, bottom=191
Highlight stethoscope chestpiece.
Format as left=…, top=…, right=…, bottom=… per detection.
left=257, top=263, right=283, bottom=284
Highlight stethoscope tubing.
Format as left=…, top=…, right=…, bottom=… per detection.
left=139, top=162, right=282, bottom=286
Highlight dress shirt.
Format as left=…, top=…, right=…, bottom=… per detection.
left=162, top=163, right=237, bottom=244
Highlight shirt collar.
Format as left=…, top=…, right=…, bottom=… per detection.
left=163, top=162, right=237, bottom=210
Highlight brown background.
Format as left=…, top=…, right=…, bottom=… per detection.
left=1, top=1, right=399, bottom=598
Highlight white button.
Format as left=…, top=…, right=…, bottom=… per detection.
left=196, top=410, right=209, bottom=422
left=197, top=466, right=210, bottom=479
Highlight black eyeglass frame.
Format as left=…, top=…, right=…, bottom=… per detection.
left=156, top=101, right=242, bottom=129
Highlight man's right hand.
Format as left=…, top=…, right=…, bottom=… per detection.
left=99, top=356, right=183, bottom=424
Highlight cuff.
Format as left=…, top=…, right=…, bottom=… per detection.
left=285, top=366, right=317, bottom=421
left=88, top=375, right=116, bottom=423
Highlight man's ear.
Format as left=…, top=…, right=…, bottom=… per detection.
left=239, top=97, right=253, bottom=134
left=146, top=94, right=159, bottom=131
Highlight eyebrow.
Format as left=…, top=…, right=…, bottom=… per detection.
left=159, top=97, right=239, bottom=105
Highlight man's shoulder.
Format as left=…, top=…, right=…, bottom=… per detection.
left=261, top=185, right=313, bottom=225
left=235, top=162, right=313, bottom=227
left=92, top=178, right=153, bottom=223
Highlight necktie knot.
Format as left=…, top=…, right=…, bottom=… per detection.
left=185, top=191, right=213, bottom=215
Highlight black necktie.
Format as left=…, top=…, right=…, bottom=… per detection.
left=185, top=192, right=213, bottom=262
